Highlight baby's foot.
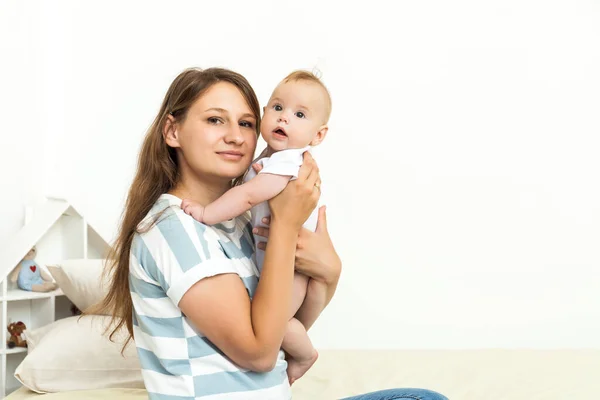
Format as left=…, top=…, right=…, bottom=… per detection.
left=286, top=349, right=318, bottom=386
left=181, top=199, right=205, bottom=222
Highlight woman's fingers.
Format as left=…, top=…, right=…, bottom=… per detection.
left=299, top=152, right=320, bottom=197
left=297, top=152, right=316, bottom=182
left=252, top=163, right=263, bottom=173
left=313, top=178, right=322, bottom=193
left=305, top=162, right=319, bottom=186
left=269, top=151, right=320, bottom=230
left=252, top=226, right=270, bottom=238
left=305, top=165, right=320, bottom=199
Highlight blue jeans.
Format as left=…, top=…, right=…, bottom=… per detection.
left=341, top=388, right=449, bottom=400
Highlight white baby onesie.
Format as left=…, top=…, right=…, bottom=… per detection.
left=243, top=146, right=319, bottom=272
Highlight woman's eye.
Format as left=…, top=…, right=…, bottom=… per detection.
left=240, top=121, right=254, bottom=128
left=274, top=104, right=282, bottom=111
left=208, top=117, right=223, bottom=125
left=295, top=112, right=305, bottom=119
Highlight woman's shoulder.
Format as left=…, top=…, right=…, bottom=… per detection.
left=131, top=195, right=254, bottom=277
left=135, top=194, right=251, bottom=245
left=131, top=194, right=223, bottom=264
left=136, top=194, right=187, bottom=235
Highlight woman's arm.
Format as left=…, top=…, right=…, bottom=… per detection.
left=178, top=220, right=299, bottom=371
left=184, top=173, right=291, bottom=225
left=179, top=153, right=320, bottom=372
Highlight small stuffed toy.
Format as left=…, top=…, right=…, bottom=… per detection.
left=9, top=247, right=58, bottom=292
left=7, top=321, right=27, bottom=349
left=70, top=303, right=82, bottom=316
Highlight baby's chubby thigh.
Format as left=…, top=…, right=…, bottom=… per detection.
left=253, top=245, right=308, bottom=318
left=290, top=272, right=309, bottom=319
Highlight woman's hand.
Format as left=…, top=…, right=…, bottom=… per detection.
left=268, top=152, right=321, bottom=231
left=254, top=205, right=341, bottom=284
left=294, top=205, right=341, bottom=284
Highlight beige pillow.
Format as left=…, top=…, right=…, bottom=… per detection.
left=15, top=316, right=144, bottom=393
left=47, top=259, right=109, bottom=313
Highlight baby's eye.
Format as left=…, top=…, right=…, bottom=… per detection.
left=240, top=121, right=254, bottom=128
left=295, top=112, right=305, bottom=119
left=208, top=117, right=223, bottom=125
left=274, top=104, right=283, bottom=111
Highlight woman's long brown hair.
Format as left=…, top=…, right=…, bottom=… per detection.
left=90, top=68, right=260, bottom=351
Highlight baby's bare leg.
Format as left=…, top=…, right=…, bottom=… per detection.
left=284, top=272, right=310, bottom=353
left=282, top=273, right=317, bottom=385
left=295, top=278, right=328, bottom=331
left=282, top=318, right=318, bottom=385
left=290, top=272, right=309, bottom=318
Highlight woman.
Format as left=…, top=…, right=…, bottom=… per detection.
left=99, top=67, right=448, bottom=400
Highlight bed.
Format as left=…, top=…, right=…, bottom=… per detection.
left=8, top=349, right=600, bottom=399
left=8, top=260, right=597, bottom=399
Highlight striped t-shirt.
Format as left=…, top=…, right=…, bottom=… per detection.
left=129, top=194, right=291, bottom=400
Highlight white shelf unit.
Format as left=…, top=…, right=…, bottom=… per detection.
left=3, top=347, right=27, bottom=356
left=1, top=288, right=64, bottom=302
left=0, top=200, right=110, bottom=398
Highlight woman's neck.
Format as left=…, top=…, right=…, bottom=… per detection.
left=168, top=169, right=231, bottom=206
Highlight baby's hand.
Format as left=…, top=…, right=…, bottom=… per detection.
left=181, top=199, right=205, bottom=223
left=252, top=163, right=263, bottom=173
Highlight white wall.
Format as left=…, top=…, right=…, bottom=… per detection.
left=1, top=0, right=599, bottom=349
left=0, top=1, right=44, bottom=246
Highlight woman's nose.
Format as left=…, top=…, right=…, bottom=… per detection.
left=223, top=124, right=244, bottom=145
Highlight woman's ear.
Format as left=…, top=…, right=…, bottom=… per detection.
left=310, top=125, right=329, bottom=146
left=163, top=115, right=181, bottom=148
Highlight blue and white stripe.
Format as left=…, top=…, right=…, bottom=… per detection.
left=130, top=194, right=290, bottom=400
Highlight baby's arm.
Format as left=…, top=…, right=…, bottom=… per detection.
left=183, top=173, right=292, bottom=225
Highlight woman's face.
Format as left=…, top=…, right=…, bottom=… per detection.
left=168, top=82, right=258, bottom=183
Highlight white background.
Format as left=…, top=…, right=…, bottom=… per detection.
left=1, top=0, right=599, bottom=349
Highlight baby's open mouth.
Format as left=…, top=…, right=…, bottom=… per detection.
left=274, top=128, right=287, bottom=137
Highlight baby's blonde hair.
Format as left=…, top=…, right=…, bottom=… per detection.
left=282, top=70, right=332, bottom=122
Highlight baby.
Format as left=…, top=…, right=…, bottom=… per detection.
left=182, top=70, right=331, bottom=384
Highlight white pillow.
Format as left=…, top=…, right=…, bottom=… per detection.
left=47, top=259, right=109, bottom=313
left=15, top=316, right=144, bottom=393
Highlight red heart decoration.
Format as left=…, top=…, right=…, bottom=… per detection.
left=30, top=266, right=36, bottom=272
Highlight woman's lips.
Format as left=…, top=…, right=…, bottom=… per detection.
left=217, top=151, right=244, bottom=160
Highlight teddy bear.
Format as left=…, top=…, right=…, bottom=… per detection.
left=9, top=247, right=58, bottom=292
left=7, top=321, right=27, bottom=349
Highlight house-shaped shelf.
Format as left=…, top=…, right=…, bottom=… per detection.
left=0, top=197, right=111, bottom=396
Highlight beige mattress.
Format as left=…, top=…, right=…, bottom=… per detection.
left=7, top=349, right=600, bottom=399
left=6, top=388, right=147, bottom=400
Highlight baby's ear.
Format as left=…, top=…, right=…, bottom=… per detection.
left=310, top=125, right=328, bottom=146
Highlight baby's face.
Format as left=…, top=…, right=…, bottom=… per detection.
left=261, top=80, right=328, bottom=151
